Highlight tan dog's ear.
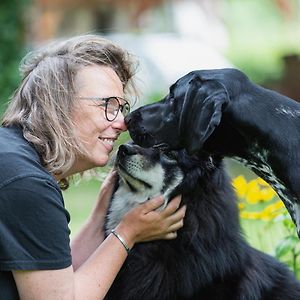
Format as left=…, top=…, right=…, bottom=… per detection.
left=179, top=76, right=229, bottom=155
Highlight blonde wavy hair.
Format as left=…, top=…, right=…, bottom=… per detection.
left=2, top=34, right=137, bottom=189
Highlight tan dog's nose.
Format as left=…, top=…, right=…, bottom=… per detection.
left=118, top=144, right=138, bottom=157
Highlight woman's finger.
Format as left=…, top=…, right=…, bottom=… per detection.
left=163, top=231, right=178, bottom=240
left=162, top=195, right=182, bottom=216
left=165, top=204, right=186, bottom=224
left=167, top=219, right=184, bottom=233
left=141, top=195, right=165, bottom=214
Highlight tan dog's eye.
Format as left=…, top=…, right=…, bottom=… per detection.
left=164, top=151, right=178, bottom=161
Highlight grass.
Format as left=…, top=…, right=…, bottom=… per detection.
left=63, top=178, right=101, bottom=237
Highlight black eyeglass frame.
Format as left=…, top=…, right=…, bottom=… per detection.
left=78, top=96, right=131, bottom=122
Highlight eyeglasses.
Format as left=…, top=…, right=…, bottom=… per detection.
left=78, top=96, right=131, bottom=122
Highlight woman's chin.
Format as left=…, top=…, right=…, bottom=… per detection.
left=93, top=155, right=110, bottom=168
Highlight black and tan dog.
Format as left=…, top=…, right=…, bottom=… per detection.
left=104, top=143, right=300, bottom=300
left=125, top=68, right=300, bottom=237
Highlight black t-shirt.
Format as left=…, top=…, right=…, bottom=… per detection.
left=0, top=126, right=72, bottom=299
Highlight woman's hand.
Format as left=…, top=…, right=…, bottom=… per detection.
left=115, top=195, right=186, bottom=249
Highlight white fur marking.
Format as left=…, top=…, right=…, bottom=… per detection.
left=275, top=105, right=300, bottom=118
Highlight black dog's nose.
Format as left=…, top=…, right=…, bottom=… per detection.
left=124, top=114, right=132, bottom=127
left=118, top=144, right=138, bottom=157
left=125, top=111, right=143, bottom=129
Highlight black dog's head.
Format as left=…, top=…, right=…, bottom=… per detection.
left=126, top=68, right=249, bottom=154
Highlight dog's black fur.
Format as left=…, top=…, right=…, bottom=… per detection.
left=104, top=143, right=300, bottom=300
left=125, top=68, right=300, bottom=237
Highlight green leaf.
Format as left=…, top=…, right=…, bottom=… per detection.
left=275, top=236, right=299, bottom=259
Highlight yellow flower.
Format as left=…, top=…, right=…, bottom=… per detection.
left=256, top=177, right=269, bottom=187
left=259, top=211, right=273, bottom=222
left=240, top=211, right=261, bottom=220
left=245, top=182, right=262, bottom=204
left=238, top=202, right=245, bottom=210
left=232, top=175, right=248, bottom=198
left=264, top=200, right=285, bottom=213
left=259, top=187, right=277, bottom=201
left=234, top=175, right=283, bottom=221
left=274, top=200, right=285, bottom=210
left=256, top=178, right=277, bottom=201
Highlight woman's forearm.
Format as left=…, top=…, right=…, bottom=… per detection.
left=71, top=215, right=106, bottom=271
left=73, top=232, right=129, bottom=300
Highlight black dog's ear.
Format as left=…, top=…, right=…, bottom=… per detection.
left=180, top=76, right=230, bottom=155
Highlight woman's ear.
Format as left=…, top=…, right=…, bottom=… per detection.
left=179, top=77, right=230, bottom=155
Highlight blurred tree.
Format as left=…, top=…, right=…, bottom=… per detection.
left=223, top=0, right=300, bottom=84
left=0, top=0, right=29, bottom=115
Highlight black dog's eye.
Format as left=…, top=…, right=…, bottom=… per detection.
left=168, top=96, right=178, bottom=113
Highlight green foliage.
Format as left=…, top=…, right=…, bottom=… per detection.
left=232, top=173, right=300, bottom=278
left=63, top=179, right=101, bottom=236
left=223, top=0, right=300, bottom=83
left=275, top=217, right=300, bottom=278
left=146, top=92, right=165, bottom=104
left=0, top=0, right=29, bottom=115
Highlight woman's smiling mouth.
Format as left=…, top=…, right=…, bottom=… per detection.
left=98, top=137, right=117, bottom=151
left=99, top=137, right=115, bottom=144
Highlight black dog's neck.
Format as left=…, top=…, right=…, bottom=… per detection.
left=202, top=99, right=300, bottom=236
left=204, top=81, right=299, bottom=159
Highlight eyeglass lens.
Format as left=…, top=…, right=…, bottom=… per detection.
left=105, top=97, right=130, bottom=121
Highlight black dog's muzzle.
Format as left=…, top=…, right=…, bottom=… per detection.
left=125, top=113, right=157, bottom=148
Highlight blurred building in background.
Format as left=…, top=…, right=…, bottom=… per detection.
left=28, top=0, right=231, bottom=101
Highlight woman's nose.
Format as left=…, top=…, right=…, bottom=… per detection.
left=111, top=113, right=127, bottom=131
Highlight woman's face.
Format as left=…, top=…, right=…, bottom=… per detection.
left=71, top=65, right=127, bottom=173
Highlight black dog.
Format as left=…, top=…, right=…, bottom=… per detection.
left=104, top=143, right=300, bottom=300
left=125, top=68, right=300, bottom=237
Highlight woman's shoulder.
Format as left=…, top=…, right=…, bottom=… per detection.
left=0, top=126, right=56, bottom=189
left=0, top=126, right=36, bottom=155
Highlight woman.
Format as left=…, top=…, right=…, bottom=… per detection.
left=0, top=34, right=186, bottom=299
